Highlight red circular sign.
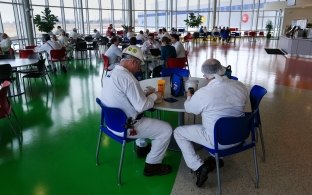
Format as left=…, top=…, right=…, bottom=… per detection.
left=242, top=13, right=249, bottom=23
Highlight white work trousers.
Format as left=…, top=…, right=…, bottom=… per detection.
left=131, top=117, right=172, bottom=164
left=174, top=124, right=239, bottom=171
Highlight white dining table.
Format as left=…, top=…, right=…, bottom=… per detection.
left=0, top=58, right=39, bottom=68
left=0, top=58, right=39, bottom=96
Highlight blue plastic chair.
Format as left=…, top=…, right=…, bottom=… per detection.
left=250, top=85, right=267, bottom=161
left=205, top=112, right=259, bottom=195
left=95, top=98, right=135, bottom=185
left=230, top=76, right=238, bottom=80
left=161, top=68, right=190, bottom=77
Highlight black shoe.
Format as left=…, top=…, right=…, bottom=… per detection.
left=204, top=156, right=224, bottom=173
left=144, top=163, right=172, bottom=176
left=195, top=164, right=209, bottom=187
left=135, top=143, right=151, bottom=158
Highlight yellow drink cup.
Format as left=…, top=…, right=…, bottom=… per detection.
left=157, top=79, right=165, bottom=96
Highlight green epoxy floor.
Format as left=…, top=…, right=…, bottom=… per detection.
left=0, top=59, right=181, bottom=195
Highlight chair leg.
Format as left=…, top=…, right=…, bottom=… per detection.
left=96, top=130, right=103, bottom=166
left=11, top=108, right=23, bottom=143
left=258, top=125, right=266, bottom=162
left=101, top=69, right=104, bottom=87
left=215, top=153, right=222, bottom=195
left=252, top=147, right=259, bottom=188
left=6, top=116, right=22, bottom=145
left=118, top=141, right=126, bottom=186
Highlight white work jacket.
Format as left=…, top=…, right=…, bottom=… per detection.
left=184, top=76, right=248, bottom=141
left=101, top=65, right=157, bottom=119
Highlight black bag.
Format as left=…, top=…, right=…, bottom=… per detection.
left=170, top=73, right=184, bottom=97
left=224, top=65, right=232, bottom=79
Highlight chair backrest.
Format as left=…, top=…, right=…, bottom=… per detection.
left=250, top=85, right=267, bottom=112
left=136, top=40, right=143, bottom=45
left=0, top=64, right=12, bottom=81
left=96, top=98, right=127, bottom=133
left=259, top=31, right=264, bottom=36
left=116, top=30, right=124, bottom=37
left=19, top=49, right=35, bottom=59
left=50, top=49, right=66, bottom=60
left=178, top=29, right=185, bottom=33
left=0, top=81, right=11, bottom=118
left=167, top=57, right=187, bottom=69
left=250, top=85, right=267, bottom=126
left=75, top=41, right=87, bottom=50
left=161, top=68, right=190, bottom=77
left=35, top=59, right=47, bottom=73
left=213, top=113, right=255, bottom=151
left=230, top=76, right=238, bottom=80
left=84, top=36, right=93, bottom=42
left=25, top=45, right=36, bottom=49
left=102, top=54, right=110, bottom=70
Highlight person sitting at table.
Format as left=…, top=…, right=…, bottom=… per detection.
left=106, top=24, right=116, bottom=38
left=171, top=34, right=185, bottom=58
left=136, top=30, right=146, bottom=42
left=129, top=37, right=137, bottom=46
left=101, top=45, right=172, bottom=176
left=69, top=28, right=81, bottom=40
left=54, top=26, right=64, bottom=36
left=0, top=33, right=12, bottom=57
left=126, top=26, right=135, bottom=40
left=174, top=58, right=248, bottom=187
left=35, top=35, right=66, bottom=72
left=144, top=29, right=150, bottom=39
left=58, top=31, right=74, bottom=60
left=104, top=36, right=122, bottom=70
left=162, top=28, right=171, bottom=39
left=152, top=36, right=176, bottom=78
left=92, top=29, right=101, bottom=39
left=141, top=33, right=160, bottom=53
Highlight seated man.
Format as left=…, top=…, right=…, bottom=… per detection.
left=101, top=45, right=172, bottom=176
left=104, top=36, right=122, bottom=70
left=0, top=33, right=12, bottom=58
left=174, top=59, right=248, bottom=187
left=92, top=29, right=101, bottom=39
left=34, top=35, right=66, bottom=72
left=141, top=33, right=160, bottom=53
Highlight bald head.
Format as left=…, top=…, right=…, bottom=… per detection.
left=201, top=59, right=225, bottom=78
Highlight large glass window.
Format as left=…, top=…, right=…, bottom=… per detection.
left=0, top=3, right=17, bottom=38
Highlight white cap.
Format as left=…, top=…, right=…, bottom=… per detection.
left=122, top=45, right=144, bottom=63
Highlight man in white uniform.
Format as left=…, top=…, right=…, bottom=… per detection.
left=35, top=36, right=65, bottom=72
left=174, top=59, right=248, bottom=187
left=92, top=29, right=101, bottom=39
left=171, top=34, right=186, bottom=58
left=69, top=28, right=81, bottom=40
left=104, top=36, right=122, bottom=69
left=101, top=45, right=172, bottom=176
left=141, top=33, right=160, bottom=53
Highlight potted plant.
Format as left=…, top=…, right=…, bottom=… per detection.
left=33, top=7, right=59, bottom=39
left=184, top=13, right=203, bottom=39
left=184, top=13, right=203, bottom=28
left=265, top=20, right=273, bottom=39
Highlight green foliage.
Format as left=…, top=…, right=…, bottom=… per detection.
left=184, top=13, right=203, bottom=28
left=121, top=25, right=130, bottom=32
left=33, top=8, right=59, bottom=33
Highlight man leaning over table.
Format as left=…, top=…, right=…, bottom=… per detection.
left=174, top=59, right=248, bottom=187
left=101, top=45, right=173, bottom=176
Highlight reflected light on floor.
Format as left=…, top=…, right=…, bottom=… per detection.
left=34, top=183, right=48, bottom=195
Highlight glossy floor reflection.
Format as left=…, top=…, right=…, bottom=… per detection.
left=1, top=38, right=312, bottom=195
